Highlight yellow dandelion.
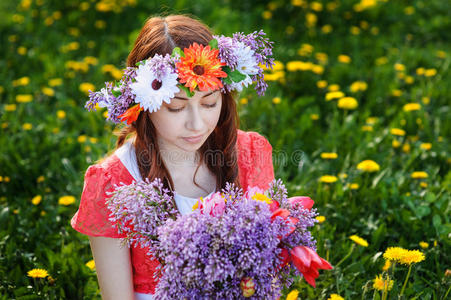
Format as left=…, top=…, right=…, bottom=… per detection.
left=31, top=195, right=42, bottom=205
left=286, top=289, right=299, bottom=300
left=337, top=97, right=358, bottom=110
left=317, top=80, right=328, bottom=89
left=23, top=123, right=33, bottom=130
left=424, top=69, right=437, bottom=77
left=316, top=216, right=326, bottom=223
left=57, top=110, right=66, bottom=119
left=58, top=195, right=75, bottom=206
left=327, top=294, right=344, bottom=300
left=404, top=76, right=414, bottom=84
left=328, top=84, right=340, bottom=92
left=422, top=97, right=430, bottom=105
left=420, top=143, right=432, bottom=150
left=37, top=176, right=45, bottom=183
left=394, top=63, right=405, bottom=72
left=436, top=50, right=446, bottom=59
left=403, top=103, right=421, bottom=112
left=49, top=78, right=63, bottom=87
left=305, top=13, right=317, bottom=28
left=338, top=55, right=351, bottom=63
left=16, top=94, right=33, bottom=103
left=85, top=259, right=96, bottom=270
left=310, top=2, right=323, bottom=12
left=349, top=183, right=359, bottom=190
left=27, top=268, right=49, bottom=278
left=320, top=152, right=338, bottom=159
left=325, top=91, right=345, bottom=101
left=361, top=125, right=373, bottom=132
left=392, top=140, right=401, bottom=148
left=319, top=175, right=338, bottom=183
left=349, top=235, right=368, bottom=247
left=5, top=104, right=17, bottom=112
left=321, top=24, right=333, bottom=34
left=79, top=82, right=95, bottom=96
left=240, top=98, right=248, bottom=105
left=272, top=97, right=281, bottom=104
left=373, top=274, right=393, bottom=291
left=419, top=242, right=429, bottom=249
left=390, top=128, right=406, bottom=136
left=383, top=246, right=408, bottom=262
left=42, top=87, right=55, bottom=97
left=399, top=250, right=425, bottom=265
left=357, top=160, right=380, bottom=172
left=391, top=89, right=402, bottom=97
left=402, top=143, right=411, bottom=153
left=262, top=10, right=272, bottom=19
left=411, top=171, right=428, bottom=179
left=350, top=81, right=368, bottom=93
left=382, top=260, right=391, bottom=271
left=77, top=135, right=87, bottom=143
left=17, top=46, right=27, bottom=55
left=13, top=76, right=30, bottom=86
left=339, top=173, right=348, bottom=179
left=310, top=114, right=319, bottom=120
left=420, top=182, right=428, bottom=188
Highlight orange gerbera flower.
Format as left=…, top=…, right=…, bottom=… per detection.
left=118, top=104, right=143, bottom=125
left=176, top=43, right=227, bottom=92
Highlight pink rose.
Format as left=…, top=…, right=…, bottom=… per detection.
left=198, top=192, right=226, bottom=217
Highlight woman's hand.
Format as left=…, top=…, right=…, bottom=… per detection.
left=88, top=236, right=135, bottom=300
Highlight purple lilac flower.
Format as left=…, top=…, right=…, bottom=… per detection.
left=213, top=35, right=239, bottom=70
left=84, top=66, right=138, bottom=124
left=154, top=199, right=284, bottom=299
left=233, top=30, right=275, bottom=96
left=106, top=177, right=179, bottom=256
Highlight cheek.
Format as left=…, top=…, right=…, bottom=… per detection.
left=149, top=111, right=183, bottom=138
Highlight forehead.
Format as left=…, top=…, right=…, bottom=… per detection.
left=172, top=89, right=219, bottom=101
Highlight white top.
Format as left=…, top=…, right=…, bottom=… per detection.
left=114, top=139, right=215, bottom=299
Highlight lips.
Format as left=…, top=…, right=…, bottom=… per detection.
left=182, top=134, right=204, bottom=143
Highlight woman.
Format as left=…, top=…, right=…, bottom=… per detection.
left=71, top=14, right=275, bottom=299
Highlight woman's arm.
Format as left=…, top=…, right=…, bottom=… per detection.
left=88, top=236, right=135, bottom=300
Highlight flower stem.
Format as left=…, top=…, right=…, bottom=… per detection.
left=381, top=272, right=391, bottom=300
left=335, top=244, right=355, bottom=267
left=443, top=283, right=451, bottom=300
left=400, top=264, right=412, bottom=297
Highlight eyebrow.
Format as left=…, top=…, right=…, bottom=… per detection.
left=174, top=91, right=216, bottom=100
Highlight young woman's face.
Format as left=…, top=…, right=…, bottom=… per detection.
left=149, top=89, right=222, bottom=153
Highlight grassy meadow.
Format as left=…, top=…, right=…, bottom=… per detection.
left=0, top=0, right=450, bottom=299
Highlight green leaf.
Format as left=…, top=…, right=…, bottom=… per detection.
left=208, top=38, right=218, bottom=49
left=171, top=47, right=184, bottom=58
left=229, top=69, right=247, bottom=82
left=178, top=84, right=194, bottom=98
left=112, top=86, right=122, bottom=98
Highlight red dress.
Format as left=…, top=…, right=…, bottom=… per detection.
left=70, top=129, right=275, bottom=294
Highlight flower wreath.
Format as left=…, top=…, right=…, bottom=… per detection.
left=85, top=30, right=274, bottom=125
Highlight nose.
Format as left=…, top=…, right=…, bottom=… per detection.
left=185, top=105, right=204, bottom=132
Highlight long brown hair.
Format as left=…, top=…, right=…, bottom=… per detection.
left=111, top=15, right=240, bottom=194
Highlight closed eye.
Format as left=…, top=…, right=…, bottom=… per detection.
left=167, top=103, right=217, bottom=113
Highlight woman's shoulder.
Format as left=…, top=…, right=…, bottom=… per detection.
left=237, top=129, right=273, bottom=152
left=84, top=150, right=133, bottom=185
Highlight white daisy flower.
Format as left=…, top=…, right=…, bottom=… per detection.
left=130, top=61, right=179, bottom=113
left=97, top=87, right=113, bottom=110
left=229, top=42, right=259, bottom=92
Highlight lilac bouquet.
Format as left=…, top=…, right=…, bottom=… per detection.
left=107, top=179, right=332, bottom=299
